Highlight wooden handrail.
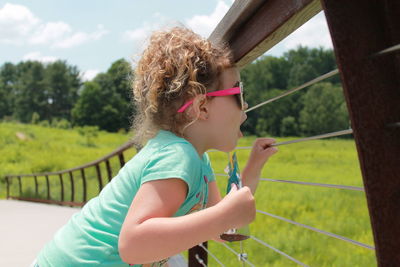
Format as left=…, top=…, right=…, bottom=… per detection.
left=5, top=141, right=134, bottom=178
left=5, top=140, right=136, bottom=207
left=209, top=0, right=322, bottom=67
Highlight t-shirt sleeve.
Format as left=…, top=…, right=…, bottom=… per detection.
left=140, top=142, right=201, bottom=198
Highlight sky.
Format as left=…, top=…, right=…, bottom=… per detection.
left=0, top=0, right=333, bottom=81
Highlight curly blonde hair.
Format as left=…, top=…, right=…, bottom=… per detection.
left=131, top=27, right=233, bottom=146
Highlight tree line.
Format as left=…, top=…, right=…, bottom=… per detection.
left=0, top=46, right=349, bottom=136
left=0, top=59, right=134, bottom=132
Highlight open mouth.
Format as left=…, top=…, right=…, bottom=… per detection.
left=238, top=129, right=243, bottom=137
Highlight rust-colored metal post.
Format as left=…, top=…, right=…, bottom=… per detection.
left=34, top=175, right=38, bottom=197
left=105, top=159, right=112, bottom=182
left=5, top=176, right=10, bottom=199
left=18, top=176, right=22, bottom=196
left=118, top=152, right=125, bottom=168
left=321, top=0, right=400, bottom=266
left=80, top=169, right=87, bottom=203
left=45, top=175, right=50, bottom=200
left=95, top=164, right=103, bottom=192
left=59, top=174, right=64, bottom=202
left=69, top=171, right=74, bottom=202
left=188, top=242, right=208, bottom=267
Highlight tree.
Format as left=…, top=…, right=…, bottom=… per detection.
left=0, top=62, right=17, bottom=118
left=72, top=59, right=133, bottom=132
left=299, top=82, right=349, bottom=135
left=13, top=61, right=48, bottom=122
left=72, top=80, right=127, bottom=132
left=240, top=46, right=339, bottom=137
left=45, top=61, right=80, bottom=120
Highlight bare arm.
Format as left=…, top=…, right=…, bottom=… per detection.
left=242, top=138, right=278, bottom=195
left=118, top=178, right=254, bottom=265
left=206, top=181, right=222, bottom=208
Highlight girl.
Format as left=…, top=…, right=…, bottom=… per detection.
left=34, top=27, right=278, bottom=267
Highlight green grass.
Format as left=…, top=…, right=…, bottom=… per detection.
left=207, top=137, right=375, bottom=267
left=0, top=122, right=376, bottom=266
left=0, top=122, right=135, bottom=200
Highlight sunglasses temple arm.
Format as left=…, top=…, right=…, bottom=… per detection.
left=177, top=100, right=194, bottom=113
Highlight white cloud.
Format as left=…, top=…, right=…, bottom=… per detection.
left=0, top=3, right=39, bottom=44
left=122, top=13, right=179, bottom=58
left=0, top=3, right=108, bottom=48
left=122, top=0, right=232, bottom=56
left=80, top=69, right=100, bottom=81
left=53, top=24, right=108, bottom=49
left=29, top=21, right=72, bottom=45
left=122, top=12, right=177, bottom=43
left=123, top=27, right=149, bottom=43
left=22, top=51, right=58, bottom=63
left=185, top=0, right=230, bottom=37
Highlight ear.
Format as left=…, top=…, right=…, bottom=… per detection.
left=188, top=95, right=209, bottom=120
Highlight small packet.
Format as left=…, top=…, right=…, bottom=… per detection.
left=220, top=151, right=250, bottom=242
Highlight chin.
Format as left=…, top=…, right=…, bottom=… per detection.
left=217, top=141, right=237, bottom=153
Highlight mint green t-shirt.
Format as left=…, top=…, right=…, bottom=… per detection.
left=37, top=130, right=215, bottom=267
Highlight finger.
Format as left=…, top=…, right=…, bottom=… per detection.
left=254, top=138, right=276, bottom=148
left=263, top=146, right=278, bottom=155
left=256, top=137, right=276, bottom=144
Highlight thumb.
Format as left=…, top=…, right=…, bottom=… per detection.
left=228, top=183, right=238, bottom=194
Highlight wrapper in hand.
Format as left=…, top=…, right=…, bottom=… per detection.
left=220, top=151, right=250, bottom=242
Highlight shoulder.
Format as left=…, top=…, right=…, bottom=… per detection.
left=148, top=130, right=200, bottom=163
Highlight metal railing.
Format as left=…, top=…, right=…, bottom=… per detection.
left=5, top=141, right=134, bottom=207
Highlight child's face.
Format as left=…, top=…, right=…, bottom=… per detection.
left=207, top=67, right=248, bottom=152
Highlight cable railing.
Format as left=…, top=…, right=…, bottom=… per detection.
left=244, top=69, right=339, bottom=113
left=215, top=173, right=364, bottom=192
left=198, top=243, right=226, bottom=267
left=249, top=236, right=310, bottom=267
left=218, top=243, right=255, bottom=267
left=257, top=210, right=374, bottom=250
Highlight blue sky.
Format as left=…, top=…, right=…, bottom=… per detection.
left=0, top=0, right=333, bottom=81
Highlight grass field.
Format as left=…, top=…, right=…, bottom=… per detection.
left=0, top=122, right=376, bottom=266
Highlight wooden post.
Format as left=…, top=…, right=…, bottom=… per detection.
left=118, top=152, right=125, bottom=168
left=81, top=169, right=87, bottom=203
left=34, top=175, right=38, bottom=197
left=95, top=164, right=103, bottom=192
left=69, top=171, right=74, bottom=202
left=59, top=174, right=64, bottom=202
left=188, top=243, right=208, bottom=267
left=5, top=176, right=10, bottom=199
left=18, top=176, right=22, bottom=196
left=45, top=175, right=50, bottom=200
left=321, top=0, right=400, bottom=265
left=105, top=159, right=113, bottom=182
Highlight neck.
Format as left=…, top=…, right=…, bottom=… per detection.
left=183, top=123, right=210, bottom=158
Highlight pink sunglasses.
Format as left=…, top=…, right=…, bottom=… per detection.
left=177, top=82, right=245, bottom=113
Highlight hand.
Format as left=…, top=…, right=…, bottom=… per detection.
left=247, top=138, right=278, bottom=170
left=217, top=184, right=256, bottom=230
